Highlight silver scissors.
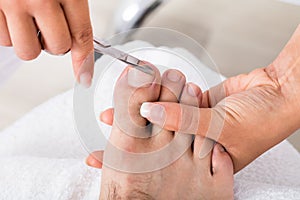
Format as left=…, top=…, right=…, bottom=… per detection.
left=93, top=37, right=154, bottom=75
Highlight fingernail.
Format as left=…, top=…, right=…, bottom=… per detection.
left=128, top=67, right=155, bottom=88
left=140, top=103, right=165, bottom=125
left=79, top=53, right=94, bottom=88
left=79, top=72, right=92, bottom=88
left=140, top=103, right=151, bottom=118
left=167, top=70, right=181, bottom=82
left=187, top=84, right=198, bottom=97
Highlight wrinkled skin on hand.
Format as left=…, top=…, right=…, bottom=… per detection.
left=202, top=24, right=300, bottom=172
left=143, top=25, right=300, bottom=172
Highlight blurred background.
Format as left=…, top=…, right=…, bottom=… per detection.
left=0, top=0, right=300, bottom=151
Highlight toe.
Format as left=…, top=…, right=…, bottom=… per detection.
left=86, top=150, right=104, bottom=169
left=179, top=83, right=202, bottom=106
left=113, top=63, right=161, bottom=137
left=211, top=143, right=234, bottom=198
left=178, top=83, right=213, bottom=175
left=212, top=143, right=234, bottom=178
left=152, top=69, right=186, bottom=143
left=159, top=69, right=186, bottom=102
left=107, top=63, right=162, bottom=155
left=99, top=108, right=114, bottom=126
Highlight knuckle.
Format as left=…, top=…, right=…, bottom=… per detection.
left=29, top=0, right=52, bottom=11
left=72, top=26, right=93, bottom=46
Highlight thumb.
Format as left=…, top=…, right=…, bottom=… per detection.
left=140, top=102, right=226, bottom=141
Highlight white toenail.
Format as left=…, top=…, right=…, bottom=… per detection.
left=128, top=67, right=155, bottom=88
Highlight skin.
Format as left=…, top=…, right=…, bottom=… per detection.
left=134, top=24, right=300, bottom=172
left=88, top=25, right=300, bottom=173
left=0, top=0, right=94, bottom=86
left=96, top=65, right=234, bottom=199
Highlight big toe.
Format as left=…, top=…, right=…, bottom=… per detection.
left=111, top=63, right=161, bottom=143
left=103, top=63, right=162, bottom=173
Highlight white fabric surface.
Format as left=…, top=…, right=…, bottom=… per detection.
left=0, top=42, right=299, bottom=199
left=0, top=46, right=21, bottom=86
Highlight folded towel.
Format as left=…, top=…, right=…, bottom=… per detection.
left=0, top=41, right=299, bottom=200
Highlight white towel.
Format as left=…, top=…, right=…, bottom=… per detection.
left=0, top=46, right=21, bottom=86
left=0, top=41, right=299, bottom=200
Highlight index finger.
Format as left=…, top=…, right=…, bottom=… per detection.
left=60, top=0, right=94, bottom=87
left=141, top=102, right=227, bottom=142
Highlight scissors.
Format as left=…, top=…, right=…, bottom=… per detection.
left=93, top=37, right=154, bottom=75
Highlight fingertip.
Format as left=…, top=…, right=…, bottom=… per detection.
left=140, top=102, right=166, bottom=127
left=16, top=46, right=41, bottom=61
left=79, top=71, right=92, bottom=88
left=74, top=51, right=94, bottom=85
left=86, top=151, right=104, bottom=169
left=99, top=108, right=114, bottom=126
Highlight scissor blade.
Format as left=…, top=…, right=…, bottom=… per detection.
left=94, top=43, right=127, bottom=61
left=93, top=40, right=154, bottom=75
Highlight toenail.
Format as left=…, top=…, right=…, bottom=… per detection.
left=140, top=103, right=165, bottom=125
left=217, top=144, right=225, bottom=152
left=128, top=67, right=155, bottom=88
left=167, top=70, right=181, bottom=82
left=212, top=167, right=216, bottom=174
left=187, top=84, right=199, bottom=97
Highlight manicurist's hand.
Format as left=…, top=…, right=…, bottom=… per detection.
left=0, top=0, right=94, bottom=87
left=139, top=25, right=300, bottom=172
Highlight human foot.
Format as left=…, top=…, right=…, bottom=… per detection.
left=91, top=67, right=234, bottom=199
